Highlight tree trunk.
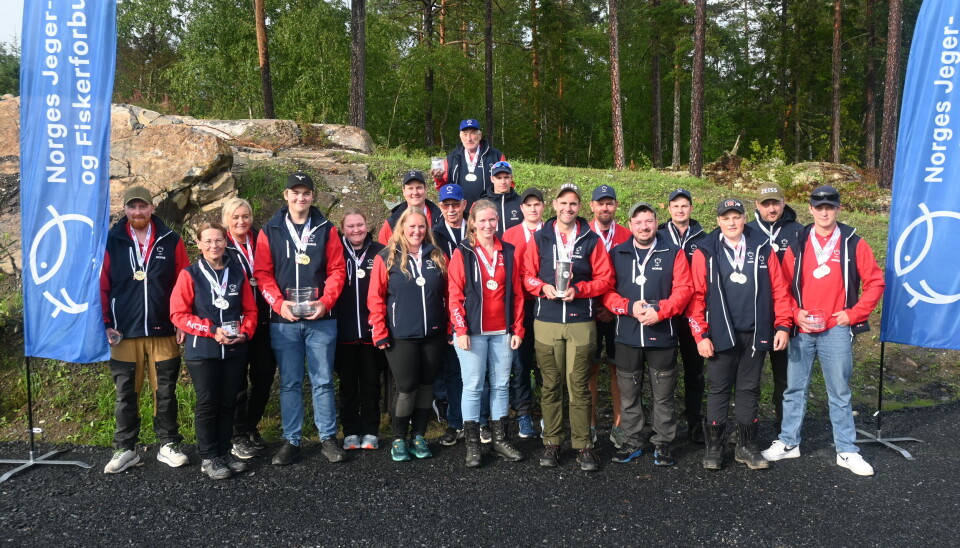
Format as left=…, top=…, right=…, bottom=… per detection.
left=829, top=0, right=842, bottom=163
left=651, top=0, right=663, bottom=168
left=689, top=0, right=706, bottom=177
left=485, top=0, right=494, bottom=144
left=609, top=0, right=625, bottom=169
left=879, top=0, right=903, bottom=188
left=863, top=0, right=876, bottom=169
left=253, top=0, right=275, bottom=119
left=424, top=0, right=435, bottom=148
left=349, top=0, right=366, bottom=128
left=671, top=57, right=682, bottom=170
left=439, top=0, right=447, bottom=45
left=531, top=0, right=544, bottom=161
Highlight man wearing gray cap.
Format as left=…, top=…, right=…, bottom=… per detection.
left=602, top=202, right=693, bottom=466
left=657, top=188, right=708, bottom=443
left=101, top=186, right=191, bottom=473
left=687, top=198, right=792, bottom=471
left=762, top=186, right=885, bottom=476
left=746, top=184, right=802, bottom=432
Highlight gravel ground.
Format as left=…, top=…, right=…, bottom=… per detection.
left=0, top=403, right=957, bottom=547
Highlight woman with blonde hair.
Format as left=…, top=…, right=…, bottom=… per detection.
left=368, top=208, right=448, bottom=461
left=221, top=198, right=275, bottom=459
left=448, top=200, right=525, bottom=467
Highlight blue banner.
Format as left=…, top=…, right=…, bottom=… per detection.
left=881, top=0, right=960, bottom=350
left=20, top=1, right=116, bottom=362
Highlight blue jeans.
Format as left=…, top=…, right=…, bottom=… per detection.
left=270, top=319, right=338, bottom=443
left=455, top=333, right=513, bottom=422
left=779, top=325, right=858, bottom=453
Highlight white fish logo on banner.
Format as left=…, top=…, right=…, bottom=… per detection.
left=893, top=202, right=960, bottom=307
left=29, top=205, right=94, bottom=317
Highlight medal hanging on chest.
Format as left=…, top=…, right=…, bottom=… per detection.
left=633, top=238, right=656, bottom=286
left=410, top=250, right=427, bottom=287
left=344, top=236, right=369, bottom=281
left=464, top=150, right=479, bottom=182
left=810, top=227, right=841, bottom=280
left=723, top=237, right=748, bottom=285
left=199, top=260, right=232, bottom=311
left=130, top=222, right=153, bottom=282
left=232, top=234, right=257, bottom=286
left=757, top=221, right=782, bottom=254
left=594, top=221, right=617, bottom=252
left=286, top=215, right=317, bottom=267
left=476, top=245, right=500, bottom=291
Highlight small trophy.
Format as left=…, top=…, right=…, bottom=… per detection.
left=431, top=157, right=445, bottom=174
left=554, top=260, right=573, bottom=298
left=287, top=287, right=319, bottom=318
left=221, top=321, right=239, bottom=338
left=807, top=309, right=826, bottom=332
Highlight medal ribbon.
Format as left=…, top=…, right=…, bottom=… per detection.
left=198, top=260, right=230, bottom=305
left=592, top=220, right=617, bottom=251
left=342, top=235, right=369, bottom=282
left=284, top=215, right=317, bottom=256
left=756, top=219, right=782, bottom=247
left=810, top=226, right=841, bottom=267
left=554, top=224, right=578, bottom=262
left=465, top=149, right=479, bottom=174
left=632, top=238, right=657, bottom=280
left=721, top=236, right=746, bottom=273
left=476, top=245, right=499, bottom=280
left=229, top=233, right=254, bottom=276
left=445, top=222, right=466, bottom=245
left=129, top=222, right=153, bottom=272
left=409, top=248, right=424, bottom=279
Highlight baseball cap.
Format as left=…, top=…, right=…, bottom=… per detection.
left=756, top=184, right=785, bottom=202
left=669, top=188, right=693, bottom=202
left=402, top=170, right=427, bottom=186
left=520, top=188, right=544, bottom=204
left=123, top=186, right=153, bottom=206
left=491, top=161, right=512, bottom=176
left=717, top=198, right=746, bottom=216
left=628, top=201, right=656, bottom=218
left=809, top=185, right=841, bottom=207
left=438, top=184, right=464, bottom=202
left=591, top=184, right=617, bottom=201
left=556, top=183, right=581, bottom=200
left=459, top=119, right=481, bottom=131
left=286, top=172, right=315, bottom=191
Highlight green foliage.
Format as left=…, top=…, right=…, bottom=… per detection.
left=0, top=42, right=19, bottom=96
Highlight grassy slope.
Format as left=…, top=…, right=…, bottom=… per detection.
left=0, top=153, right=955, bottom=446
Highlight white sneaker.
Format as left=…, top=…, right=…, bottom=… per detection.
left=104, top=449, right=141, bottom=474
left=157, top=442, right=189, bottom=468
left=762, top=440, right=800, bottom=461
left=360, top=435, right=379, bottom=450
left=837, top=452, right=874, bottom=476
left=343, top=435, right=362, bottom=450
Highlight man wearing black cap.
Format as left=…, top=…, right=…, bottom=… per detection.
left=746, top=184, right=803, bottom=432
left=587, top=184, right=632, bottom=448
left=430, top=119, right=506, bottom=206
left=479, top=161, right=523, bottom=236
left=254, top=172, right=348, bottom=465
left=522, top=183, right=615, bottom=471
left=101, top=186, right=192, bottom=473
left=687, top=198, right=792, bottom=471
left=502, top=187, right=546, bottom=438
left=762, top=186, right=884, bottom=477
left=378, top=170, right=444, bottom=245
left=602, top=202, right=693, bottom=467
left=657, top=188, right=708, bottom=443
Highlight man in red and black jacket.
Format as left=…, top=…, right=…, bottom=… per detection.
left=430, top=119, right=506, bottom=208
left=254, top=172, right=347, bottom=466
left=522, top=183, right=615, bottom=472
left=100, top=186, right=191, bottom=474
left=378, top=170, right=444, bottom=245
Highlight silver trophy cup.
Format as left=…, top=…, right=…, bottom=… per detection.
left=555, top=260, right=573, bottom=297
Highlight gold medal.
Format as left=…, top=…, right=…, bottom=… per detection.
left=133, top=270, right=146, bottom=281
left=296, top=253, right=311, bottom=265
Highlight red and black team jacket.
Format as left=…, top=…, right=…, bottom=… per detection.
left=367, top=243, right=447, bottom=346
left=521, top=217, right=615, bottom=324
left=434, top=139, right=506, bottom=206
left=377, top=200, right=444, bottom=245
left=478, top=188, right=523, bottom=237
left=225, top=228, right=271, bottom=327
left=170, top=255, right=258, bottom=360
left=601, top=239, right=693, bottom=348
left=101, top=216, right=190, bottom=338
left=447, top=239, right=525, bottom=338
left=254, top=206, right=346, bottom=323
left=336, top=233, right=385, bottom=344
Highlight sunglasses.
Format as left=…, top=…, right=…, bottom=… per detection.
left=811, top=192, right=840, bottom=203
left=492, top=161, right=511, bottom=169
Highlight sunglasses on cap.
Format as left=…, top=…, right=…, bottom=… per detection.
left=811, top=192, right=840, bottom=203
left=492, top=161, right=511, bottom=169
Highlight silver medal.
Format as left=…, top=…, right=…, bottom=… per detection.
left=771, top=243, right=780, bottom=253
left=486, top=279, right=499, bottom=291
left=356, top=268, right=366, bottom=279
left=465, top=173, right=478, bottom=182
left=416, top=276, right=426, bottom=286
left=635, top=275, right=646, bottom=285
left=813, top=264, right=830, bottom=279
left=214, top=297, right=229, bottom=310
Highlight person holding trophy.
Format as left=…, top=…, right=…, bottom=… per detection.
left=254, top=172, right=348, bottom=466
left=521, top=183, right=615, bottom=471
left=170, top=222, right=258, bottom=479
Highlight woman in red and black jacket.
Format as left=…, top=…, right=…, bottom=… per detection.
left=368, top=208, right=448, bottom=462
left=335, top=209, right=387, bottom=451
left=448, top=200, right=526, bottom=467
left=170, top=222, right=257, bottom=480
left=222, top=198, right=274, bottom=459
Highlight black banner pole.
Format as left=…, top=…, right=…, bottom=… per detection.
left=854, top=341, right=922, bottom=459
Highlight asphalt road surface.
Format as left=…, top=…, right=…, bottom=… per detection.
left=0, top=402, right=957, bottom=546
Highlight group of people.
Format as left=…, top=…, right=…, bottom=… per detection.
left=99, top=118, right=884, bottom=479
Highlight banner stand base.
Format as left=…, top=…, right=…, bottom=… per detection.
left=854, top=428, right=922, bottom=460
left=0, top=449, right=92, bottom=483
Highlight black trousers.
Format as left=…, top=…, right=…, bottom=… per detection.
left=615, top=344, right=678, bottom=444
left=384, top=335, right=446, bottom=439
left=110, top=356, right=182, bottom=450
left=594, top=318, right=617, bottom=361
left=674, top=316, right=705, bottom=423
left=232, top=323, right=276, bottom=440
left=510, top=299, right=536, bottom=415
left=769, top=348, right=788, bottom=429
left=187, top=356, right=246, bottom=459
left=705, top=331, right=765, bottom=426
left=335, top=342, right=387, bottom=437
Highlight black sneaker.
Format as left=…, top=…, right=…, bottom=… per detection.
left=611, top=443, right=644, bottom=463
left=539, top=445, right=561, bottom=468
left=577, top=448, right=600, bottom=472
left=248, top=430, right=267, bottom=451
left=479, top=424, right=493, bottom=444
left=320, top=438, right=347, bottom=463
left=654, top=443, right=675, bottom=466
left=231, top=439, right=259, bottom=460
left=271, top=441, right=300, bottom=466
left=225, top=454, right=249, bottom=473
left=439, top=426, right=463, bottom=446
left=687, top=421, right=705, bottom=444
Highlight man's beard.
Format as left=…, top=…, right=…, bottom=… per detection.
left=129, top=217, right=150, bottom=230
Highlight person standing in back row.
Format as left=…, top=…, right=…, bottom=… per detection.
left=430, top=119, right=506, bottom=207
left=478, top=161, right=523, bottom=236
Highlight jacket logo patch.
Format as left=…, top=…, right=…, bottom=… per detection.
left=574, top=246, right=583, bottom=255
left=654, top=258, right=662, bottom=267
left=425, top=260, right=437, bottom=270
left=229, top=284, right=237, bottom=292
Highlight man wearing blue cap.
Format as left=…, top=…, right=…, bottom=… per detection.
left=431, top=119, right=506, bottom=207
left=377, top=170, right=444, bottom=245
left=479, top=161, right=523, bottom=236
